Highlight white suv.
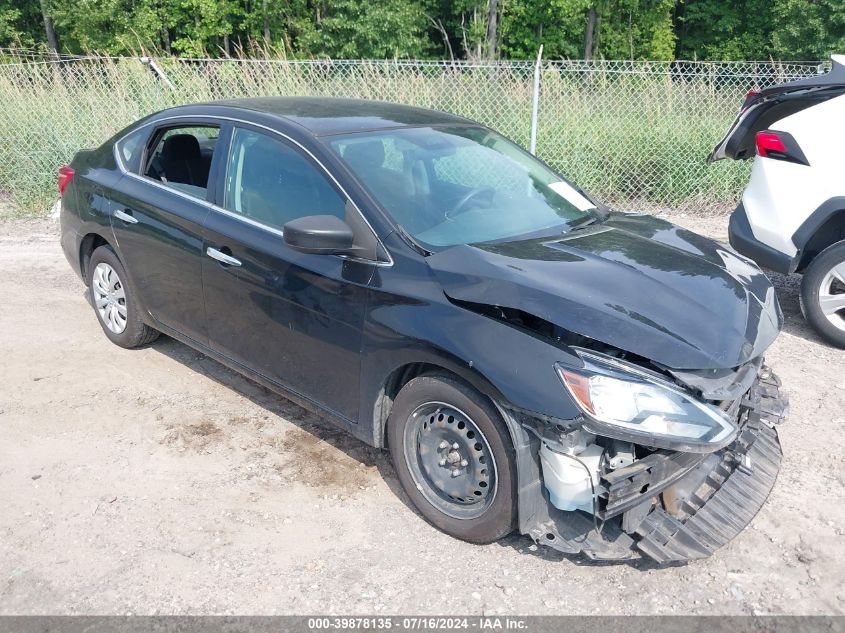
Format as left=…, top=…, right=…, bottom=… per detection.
left=710, top=55, right=845, bottom=347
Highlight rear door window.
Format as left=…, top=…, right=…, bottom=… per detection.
left=143, top=125, right=220, bottom=200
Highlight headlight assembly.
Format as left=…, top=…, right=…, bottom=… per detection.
left=556, top=350, right=738, bottom=453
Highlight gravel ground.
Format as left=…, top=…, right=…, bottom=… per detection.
left=0, top=213, right=843, bottom=615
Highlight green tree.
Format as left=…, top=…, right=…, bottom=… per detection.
left=427, top=0, right=489, bottom=59
left=499, top=0, right=586, bottom=59
left=772, top=0, right=845, bottom=60
left=2, top=0, right=841, bottom=61
left=168, top=0, right=234, bottom=56
left=500, top=0, right=676, bottom=60
left=0, top=0, right=42, bottom=49
left=591, top=0, right=676, bottom=59
left=673, top=0, right=774, bottom=59
left=49, top=0, right=133, bottom=53
left=299, top=0, right=432, bottom=58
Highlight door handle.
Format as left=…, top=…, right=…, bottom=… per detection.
left=206, top=247, right=241, bottom=267
left=114, top=209, right=138, bottom=224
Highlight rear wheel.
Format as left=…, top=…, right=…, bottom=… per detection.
left=88, top=245, right=159, bottom=348
left=800, top=240, right=845, bottom=348
left=387, top=374, right=516, bottom=544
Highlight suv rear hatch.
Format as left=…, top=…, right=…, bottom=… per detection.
left=709, top=54, right=845, bottom=162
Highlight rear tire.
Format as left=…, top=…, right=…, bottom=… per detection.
left=800, top=240, right=845, bottom=348
left=88, top=245, right=159, bottom=349
left=387, top=374, right=516, bottom=544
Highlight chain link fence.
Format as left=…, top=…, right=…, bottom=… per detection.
left=0, top=53, right=827, bottom=217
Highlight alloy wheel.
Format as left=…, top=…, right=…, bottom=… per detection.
left=92, top=262, right=128, bottom=334
left=819, top=261, right=845, bottom=333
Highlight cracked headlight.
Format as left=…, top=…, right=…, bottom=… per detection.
left=556, top=350, right=738, bottom=453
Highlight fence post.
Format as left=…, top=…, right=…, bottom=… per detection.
left=529, top=45, right=543, bottom=155
left=140, top=56, right=175, bottom=91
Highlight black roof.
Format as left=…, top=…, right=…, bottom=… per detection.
left=205, top=97, right=473, bottom=136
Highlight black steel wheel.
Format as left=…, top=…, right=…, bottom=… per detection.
left=388, top=374, right=516, bottom=543
left=403, top=401, right=497, bottom=520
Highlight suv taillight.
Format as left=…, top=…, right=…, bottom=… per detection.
left=755, top=132, right=786, bottom=156
left=755, top=130, right=809, bottom=165
left=58, top=165, right=75, bottom=197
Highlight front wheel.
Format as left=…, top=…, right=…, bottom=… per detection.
left=800, top=241, right=845, bottom=348
left=387, top=374, right=516, bottom=544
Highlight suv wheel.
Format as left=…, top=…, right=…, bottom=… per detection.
left=88, top=245, right=159, bottom=348
left=387, top=374, right=516, bottom=544
left=800, top=240, right=845, bottom=348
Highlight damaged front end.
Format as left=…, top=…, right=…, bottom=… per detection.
left=506, top=356, right=787, bottom=564
left=424, top=211, right=789, bottom=563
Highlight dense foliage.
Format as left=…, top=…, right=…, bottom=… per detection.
left=1, top=0, right=843, bottom=60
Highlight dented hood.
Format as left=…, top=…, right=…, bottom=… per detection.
left=426, top=213, right=782, bottom=370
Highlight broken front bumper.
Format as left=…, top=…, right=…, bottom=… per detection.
left=634, top=404, right=782, bottom=563
left=516, top=367, right=787, bottom=564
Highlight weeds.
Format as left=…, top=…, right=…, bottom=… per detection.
left=0, top=56, right=813, bottom=218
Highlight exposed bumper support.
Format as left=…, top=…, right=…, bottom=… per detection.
left=511, top=366, right=787, bottom=564
left=634, top=413, right=781, bottom=562
left=634, top=368, right=786, bottom=562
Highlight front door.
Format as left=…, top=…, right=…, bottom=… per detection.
left=201, top=125, right=372, bottom=423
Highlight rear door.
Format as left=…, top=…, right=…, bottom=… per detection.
left=201, top=124, right=374, bottom=422
left=709, top=55, right=845, bottom=162
left=109, top=120, right=224, bottom=345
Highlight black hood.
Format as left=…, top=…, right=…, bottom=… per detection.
left=426, top=213, right=782, bottom=370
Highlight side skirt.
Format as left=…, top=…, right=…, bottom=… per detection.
left=149, top=320, right=373, bottom=446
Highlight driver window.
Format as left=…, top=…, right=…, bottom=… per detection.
left=223, top=127, right=346, bottom=231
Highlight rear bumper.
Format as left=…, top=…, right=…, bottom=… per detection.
left=728, top=203, right=797, bottom=274
left=60, top=227, right=83, bottom=280
left=59, top=202, right=85, bottom=281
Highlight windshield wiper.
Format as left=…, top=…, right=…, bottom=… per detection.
left=566, top=215, right=600, bottom=231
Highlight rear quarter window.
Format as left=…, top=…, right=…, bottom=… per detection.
left=115, top=128, right=149, bottom=174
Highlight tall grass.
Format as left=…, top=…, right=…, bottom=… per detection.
left=538, top=64, right=756, bottom=213
left=0, top=56, right=819, bottom=218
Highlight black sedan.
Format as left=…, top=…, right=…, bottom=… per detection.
left=59, top=97, right=788, bottom=563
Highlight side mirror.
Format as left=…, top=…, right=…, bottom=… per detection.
left=283, top=215, right=354, bottom=255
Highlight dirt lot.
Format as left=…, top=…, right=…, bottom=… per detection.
left=1, top=213, right=843, bottom=615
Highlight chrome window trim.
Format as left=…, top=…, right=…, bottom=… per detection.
left=114, top=137, right=128, bottom=172
left=112, top=113, right=393, bottom=267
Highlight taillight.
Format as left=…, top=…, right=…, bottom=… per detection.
left=58, top=165, right=75, bottom=197
left=755, top=132, right=786, bottom=156
left=754, top=130, right=809, bottom=165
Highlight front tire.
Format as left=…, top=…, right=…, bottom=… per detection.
left=88, top=245, right=159, bottom=348
left=387, top=374, right=516, bottom=544
left=800, top=240, right=845, bottom=348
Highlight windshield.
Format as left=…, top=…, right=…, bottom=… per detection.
left=326, top=126, right=597, bottom=248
